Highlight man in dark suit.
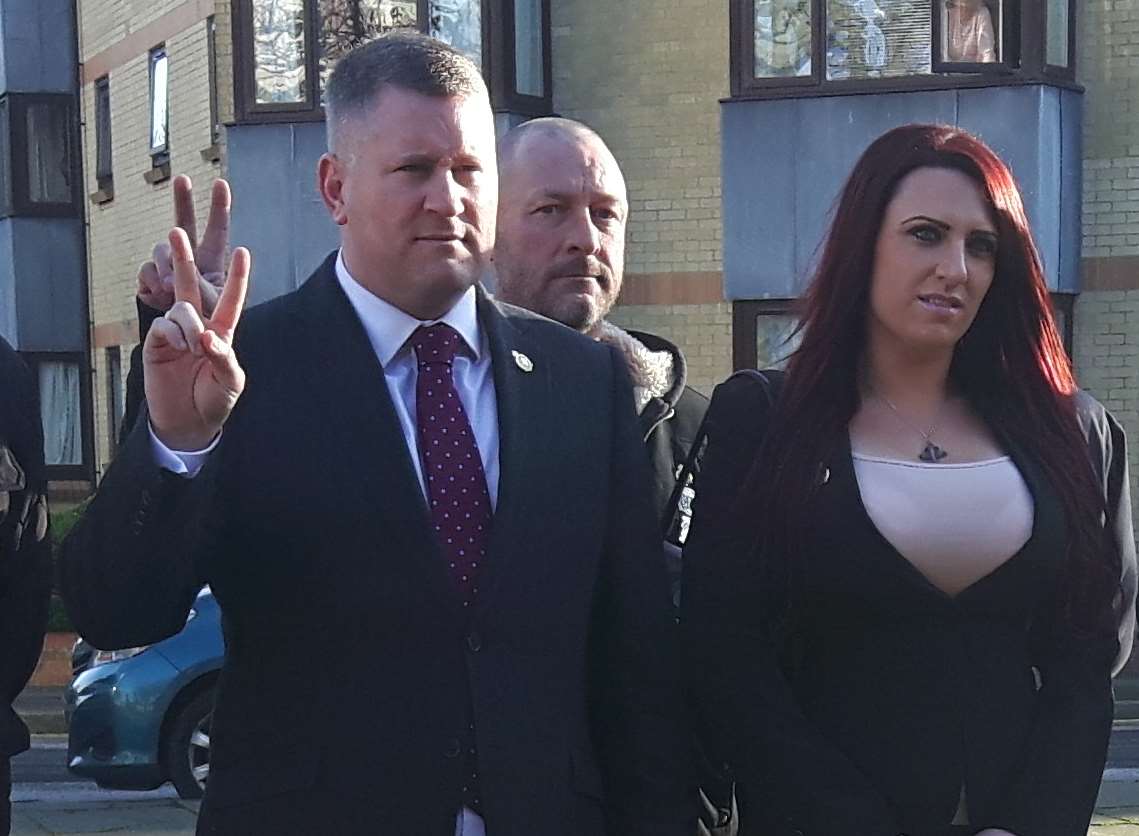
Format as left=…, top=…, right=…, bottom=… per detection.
left=60, top=32, right=690, bottom=836
left=0, top=338, right=51, bottom=836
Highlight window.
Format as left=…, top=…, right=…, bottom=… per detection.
left=233, top=0, right=551, bottom=122
left=20, top=353, right=92, bottom=479
left=1045, top=0, right=1072, bottom=69
left=94, top=76, right=113, bottom=192
left=0, top=94, right=78, bottom=218
left=207, top=17, right=222, bottom=145
left=105, top=347, right=124, bottom=455
left=731, top=0, right=1071, bottom=98
left=732, top=300, right=801, bottom=371
left=149, top=46, right=169, bottom=162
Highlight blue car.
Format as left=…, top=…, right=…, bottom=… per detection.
left=65, top=587, right=223, bottom=799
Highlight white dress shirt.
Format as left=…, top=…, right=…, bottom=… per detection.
left=151, top=251, right=498, bottom=835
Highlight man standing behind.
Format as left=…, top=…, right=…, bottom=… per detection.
left=0, top=338, right=50, bottom=836
left=492, top=119, right=732, bottom=836
left=493, top=119, right=708, bottom=545
left=61, top=34, right=689, bottom=836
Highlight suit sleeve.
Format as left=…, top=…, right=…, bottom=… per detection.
left=0, top=349, right=51, bottom=752
left=989, top=402, right=1136, bottom=836
left=681, top=375, right=902, bottom=836
left=59, top=403, right=218, bottom=650
left=590, top=346, right=695, bottom=835
left=119, top=297, right=163, bottom=447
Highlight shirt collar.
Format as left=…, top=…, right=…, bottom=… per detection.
left=334, top=250, right=482, bottom=367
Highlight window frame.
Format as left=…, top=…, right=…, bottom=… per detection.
left=231, top=0, right=552, bottom=123
left=930, top=0, right=1020, bottom=75
left=1041, top=0, right=1077, bottom=78
left=105, top=346, right=124, bottom=457
left=94, top=76, right=114, bottom=191
left=149, top=45, right=171, bottom=164
left=22, top=350, right=95, bottom=482
left=0, top=92, right=81, bottom=219
left=731, top=299, right=801, bottom=371
left=207, top=16, right=222, bottom=146
left=729, top=0, right=1079, bottom=100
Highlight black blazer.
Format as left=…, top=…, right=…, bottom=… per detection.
left=682, top=371, right=1137, bottom=836
left=0, top=338, right=51, bottom=759
left=61, top=254, right=692, bottom=835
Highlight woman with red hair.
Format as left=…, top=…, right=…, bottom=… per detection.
left=683, top=123, right=1137, bottom=836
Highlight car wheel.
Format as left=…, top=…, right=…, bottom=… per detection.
left=162, top=689, right=213, bottom=800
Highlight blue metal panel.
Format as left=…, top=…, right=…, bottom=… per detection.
left=226, top=123, right=339, bottom=304
left=0, top=0, right=76, bottom=94
left=1058, top=88, right=1083, bottom=293
left=0, top=220, right=17, bottom=344
left=722, top=85, right=1080, bottom=299
left=722, top=99, right=798, bottom=299
left=9, top=217, right=86, bottom=352
left=792, top=91, right=957, bottom=288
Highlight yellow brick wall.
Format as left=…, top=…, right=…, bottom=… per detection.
left=79, top=2, right=225, bottom=473
left=550, top=0, right=732, bottom=387
left=1077, top=1, right=1139, bottom=526
left=550, top=0, right=726, bottom=276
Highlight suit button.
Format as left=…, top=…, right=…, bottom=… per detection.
left=466, top=632, right=482, bottom=652
left=444, top=738, right=462, bottom=758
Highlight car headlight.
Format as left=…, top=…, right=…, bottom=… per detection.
left=90, top=646, right=150, bottom=667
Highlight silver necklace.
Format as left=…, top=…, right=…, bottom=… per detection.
left=872, top=391, right=949, bottom=462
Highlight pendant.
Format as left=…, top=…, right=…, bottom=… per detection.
left=919, top=441, right=948, bottom=463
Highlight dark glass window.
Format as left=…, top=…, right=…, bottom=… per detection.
left=0, top=94, right=79, bottom=218
left=95, top=76, right=113, bottom=189
left=233, top=0, right=552, bottom=121
left=208, top=17, right=222, bottom=144
left=105, top=347, right=124, bottom=455
left=149, top=46, right=169, bottom=159
left=731, top=0, right=1071, bottom=98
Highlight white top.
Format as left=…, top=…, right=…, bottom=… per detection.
left=852, top=453, right=1034, bottom=598
left=151, top=250, right=501, bottom=510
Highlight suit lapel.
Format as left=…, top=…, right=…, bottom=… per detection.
left=474, top=290, right=555, bottom=613
left=293, top=258, right=456, bottom=603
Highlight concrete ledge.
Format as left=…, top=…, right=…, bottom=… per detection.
left=1099, top=769, right=1139, bottom=810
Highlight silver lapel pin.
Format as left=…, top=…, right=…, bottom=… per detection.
left=512, top=350, right=534, bottom=372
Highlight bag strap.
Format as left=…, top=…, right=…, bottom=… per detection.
left=661, top=368, right=776, bottom=538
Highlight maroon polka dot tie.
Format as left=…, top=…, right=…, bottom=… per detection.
left=408, top=323, right=492, bottom=608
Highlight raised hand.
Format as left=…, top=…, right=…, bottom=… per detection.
left=144, top=227, right=250, bottom=451
left=137, top=176, right=231, bottom=317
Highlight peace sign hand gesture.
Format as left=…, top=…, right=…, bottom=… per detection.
left=137, top=176, right=230, bottom=316
left=144, top=227, right=250, bottom=452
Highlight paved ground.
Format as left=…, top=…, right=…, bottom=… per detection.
left=10, top=726, right=1139, bottom=834
left=1092, top=809, right=1139, bottom=834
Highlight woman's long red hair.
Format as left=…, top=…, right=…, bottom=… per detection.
left=746, top=123, right=1118, bottom=636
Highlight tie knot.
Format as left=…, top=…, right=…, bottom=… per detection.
left=408, top=323, right=463, bottom=366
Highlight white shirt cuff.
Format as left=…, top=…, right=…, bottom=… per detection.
left=148, top=422, right=221, bottom=478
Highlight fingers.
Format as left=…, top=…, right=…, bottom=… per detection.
left=210, top=247, right=250, bottom=341
left=197, top=179, right=231, bottom=276
left=201, top=330, right=246, bottom=401
left=137, top=260, right=173, bottom=310
left=198, top=277, right=221, bottom=319
left=145, top=316, right=189, bottom=355
left=165, top=301, right=207, bottom=357
left=152, top=239, right=175, bottom=291
left=169, top=228, right=204, bottom=312
left=173, top=175, right=198, bottom=249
